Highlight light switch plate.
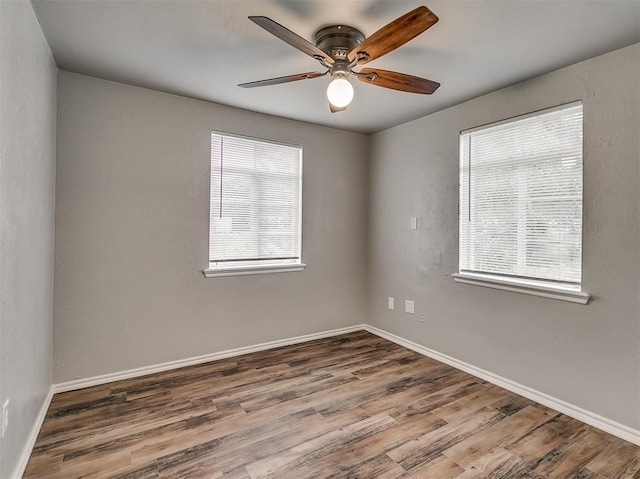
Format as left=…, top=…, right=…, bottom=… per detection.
left=409, top=217, right=417, bottom=230
left=1, top=399, right=9, bottom=438
left=388, top=297, right=394, bottom=310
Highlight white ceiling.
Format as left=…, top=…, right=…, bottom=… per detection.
left=32, top=0, right=640, bottom=134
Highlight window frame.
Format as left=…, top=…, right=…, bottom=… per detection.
left=204, top=131, right=305, bottom=278
left=453, top=102, right=590, bottom=304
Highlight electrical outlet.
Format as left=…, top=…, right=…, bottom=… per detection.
left=388, top=297, right=394, bottom=310
left=404, top=300, right=415, bottom=315
left=1, top=399, right=9, bottom=438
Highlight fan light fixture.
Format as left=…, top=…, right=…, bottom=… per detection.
left=326, top=75, right=354, bottom=108
left=239, top=7, right=441, bottom=113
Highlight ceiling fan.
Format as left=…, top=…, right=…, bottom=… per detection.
left=239, top=6, right=441, bottom=113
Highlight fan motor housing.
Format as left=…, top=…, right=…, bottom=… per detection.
left=314, top=25, right=364, bottom=61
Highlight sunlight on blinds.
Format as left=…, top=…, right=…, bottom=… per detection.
left=209, top=132, right=302, bottom=269
left=459, top=103, right=583, bottom=288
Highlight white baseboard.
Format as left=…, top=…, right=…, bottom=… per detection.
left=20, top=323, right=636, bottom=479
left=13, top=386, right=54, bottom=479
left=53, top=325, right=366, bottom=393
left=363, top=324, right=640, bottom=446
left=47, top=322, right=638, bottom=451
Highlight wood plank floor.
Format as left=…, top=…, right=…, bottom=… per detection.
left=25, top=331, right=639, bottom=479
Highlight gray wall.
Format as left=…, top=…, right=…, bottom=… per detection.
left=0, top=1, right=57, bottom=476
left=54, top=72, right=369, bottom=383
left=368, top=43, right=640, bottom=430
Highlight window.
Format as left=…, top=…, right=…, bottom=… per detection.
left=204, top=132, right=304, bottom=277
left=454, top=102, right=589, bottom=304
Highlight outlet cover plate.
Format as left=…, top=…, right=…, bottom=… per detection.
left=405, top=300, right=415, bottom=314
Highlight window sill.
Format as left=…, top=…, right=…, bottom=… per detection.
left=451, top=273, right=590, bottom=305
left=203, top=263, right=306, bottom=278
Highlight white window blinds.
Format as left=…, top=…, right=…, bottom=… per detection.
left=459, top=102, right=583, bottom=289
left=209, top=132, right=302, bottom=269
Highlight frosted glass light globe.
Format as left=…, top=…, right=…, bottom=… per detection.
left=326, top=77, right=354, bottom=108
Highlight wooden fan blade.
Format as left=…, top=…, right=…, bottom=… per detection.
left=357, top=68, right=440, bottom=94
left=329, top=103, right=347, bottom=113
left=348, top=6, right=438, bottom=64
left=249, top=16, right=334, bottom=64
left=238, top=71, right=327, bottom=88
